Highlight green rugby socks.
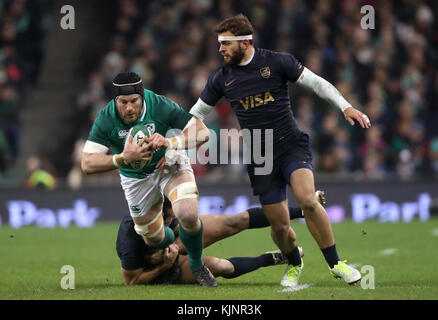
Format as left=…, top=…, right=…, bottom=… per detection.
left=178, top=219, right=204, bottom=270
left=157, top=226, right=175, bottom=249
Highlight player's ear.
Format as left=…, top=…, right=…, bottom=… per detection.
left=241, top=39, right=251, bottom=49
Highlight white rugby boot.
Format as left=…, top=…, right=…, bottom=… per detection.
left=330, top=260, right=362, bottom=285
left=280, top=259, right=304, bottom=287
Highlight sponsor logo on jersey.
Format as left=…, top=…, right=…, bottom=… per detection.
left=118, top=130, right=128, bottom=138
left=260, top=67, right=270, bottom=79
left=239, top=91, right=275, bottom=110
left=224, top=79, right=236, bottom=87
left=130, top=205, right=141, bottom=213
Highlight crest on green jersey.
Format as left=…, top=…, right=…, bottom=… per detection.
left=146, top=123, right=155, bottom=134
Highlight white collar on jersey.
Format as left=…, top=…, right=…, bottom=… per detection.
left=139, top=99, right=147, bottom=121
left=120, top=98, right=147, bottom=124
left=238, top=47, right=255, bottom=66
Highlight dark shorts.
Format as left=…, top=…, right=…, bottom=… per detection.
left=247, top=131, right=313, bottom=201
left=116, top=215, right=182, bottom=284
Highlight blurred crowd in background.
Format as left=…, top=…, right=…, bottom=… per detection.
left=0, top=0, right=51, bottom=177
left=1, top=0, right=438, bottom=189
left=73, top=0, right=438, bottom=186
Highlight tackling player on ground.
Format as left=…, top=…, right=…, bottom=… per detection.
left=146, top=15, right=370, bottom=287
left=117, top=194, right=325, bottom=285
left=81, top=72, right=217, bottom=287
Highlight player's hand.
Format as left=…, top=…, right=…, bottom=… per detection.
left=162, top=243, right=179, bottom=268
left=145, top=133, right=169, bottom=151
left=343, top=107, right=371, bottom=129
left=122, top=135, right=153, bottom=164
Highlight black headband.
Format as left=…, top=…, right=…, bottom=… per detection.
left=113, top=79, right=144, bottom=101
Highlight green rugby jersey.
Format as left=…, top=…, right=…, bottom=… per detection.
left=87, top=89, right=192, bottom=178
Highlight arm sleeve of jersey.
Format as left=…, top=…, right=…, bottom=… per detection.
left=82, top=140, right=109, bottom=154
left=189, top=98, right=214, bottom=121
left=158, top=95, right=193, bottom=130
left=279, top=52, right=305, bottom=82
left=120, top=256, right=144, bottom=271
left=199, top=70, right=223, bottom=107
left=87, top=112, right=111, bottom=147
left=296, top=67, right=352, bottom=112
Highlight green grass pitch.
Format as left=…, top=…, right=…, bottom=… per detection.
left=1, top=218, right=437, bottom=300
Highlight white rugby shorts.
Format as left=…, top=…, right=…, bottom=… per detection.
left=120, top=152, right=193, bottom=218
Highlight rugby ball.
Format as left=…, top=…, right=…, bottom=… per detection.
left=126, top=124, right=152, bottom=170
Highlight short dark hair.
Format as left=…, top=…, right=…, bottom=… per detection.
left=214, top=14, right=254, bottom=43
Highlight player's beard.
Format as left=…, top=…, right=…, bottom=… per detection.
left=117, top=99, right=143, bottom=123
left=224, top=45, right=245, bottom=67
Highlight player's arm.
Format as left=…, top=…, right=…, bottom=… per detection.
left=146, top=95, right=212, bottom=152
left=121, top=245, right=179, bottom=285
left=296, top=67, right=371, bottom=128
left=173, top=98, right=214, bottom=147
left=147, top=100, right=213, bottom=152
left=160, top=98, right=214, bottom=152
left=81, top=136, right=152, bottom=174
left=165, top=112, right=211, bottom=150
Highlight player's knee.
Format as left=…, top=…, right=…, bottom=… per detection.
left=177, top=211, right=198, bottom=229
left=299, top=195, right=319, bottom=214
left=217, top=258, right=233, bottom=276
left=271, top=224, right=292, bottom=239
left=224, top=214, right=246, bottom=234
left=206, top=257, right=224, bottom=276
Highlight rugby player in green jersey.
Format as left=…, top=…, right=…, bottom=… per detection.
left=81, top=72, right=217, bottom=287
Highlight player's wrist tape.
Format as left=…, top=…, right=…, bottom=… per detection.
left=112, top=154, right=120, bottom=168
left=112, top=153, right=128, bottom=168
left=120, top=152, right=128, bottom=165
left=166, top=136, right=183, bottom=150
